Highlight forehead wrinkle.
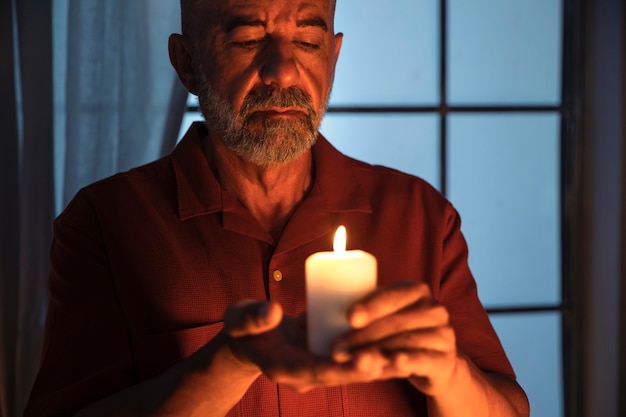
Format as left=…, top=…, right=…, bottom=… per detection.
left=224, top=16, right=266, bottom=33
left=219, top=1, right=333, bottom=32
left=181, top=0, right=336, bottom=35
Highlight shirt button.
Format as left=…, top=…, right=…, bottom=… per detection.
left=272, top=270, right=283, bottom=282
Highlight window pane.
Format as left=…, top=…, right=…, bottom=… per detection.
left=186, top=93, right=198, bottom=107
left=490, top=312, right=564, bottom=417
left=320, top=114, right=440, bottom=189
left=447, top=113, right=560, bottom=306
left=448, top=0, right=562, bottom=104
left=330, top=0, right=439, bottom=105
left=178, top=111, right=203, bottom=142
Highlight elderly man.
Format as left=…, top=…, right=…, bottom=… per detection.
left=25, top=0, right=529, bottom=416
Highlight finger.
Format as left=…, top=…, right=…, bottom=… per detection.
left=377, top=326, right=457, bottom=355
left=397, top=351, right=459, bottom=395
left=348, top=281, right=433, bottom=328
left=335, top=303, right=450, bottom=349
left=389, top=350, right=454, bottom=379
left=340, top=347, right=458, bottom=390
left=332, top=325, right=455, bottom=364
left=224, top=300, right=283, bottom=337
left=276, top=346, right=428, bottom=391
left=285, top=349, right=389, bottom=389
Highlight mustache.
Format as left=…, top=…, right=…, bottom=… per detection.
left=240, top=86, right=316, bottom=118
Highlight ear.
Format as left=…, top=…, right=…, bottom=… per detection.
left=330, top=32, right=343, bottom=75
left=168, top=34, right=200, bottom=95
left=333, top=32, right=343, bottom=63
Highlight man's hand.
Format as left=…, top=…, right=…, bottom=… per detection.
left=223, top=300, right=313, bottom=381
left=221, top=281, right=458, bottom=393
left=222, top=287, right=528, bottom=416
left=222, top=299, right=386, bottom=392
left=329, top=280, right=459, bottom=396
left=325, top=280, right=529, bottom=417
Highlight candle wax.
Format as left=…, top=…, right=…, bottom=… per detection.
left=305, top=249, right=377, bottom=356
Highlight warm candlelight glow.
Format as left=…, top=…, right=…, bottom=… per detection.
left=333, top=225, right=347, bottom=252
left=305, top=225, right=377, bottom=356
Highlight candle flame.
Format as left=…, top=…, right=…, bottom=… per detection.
left=333, top=225, right=347, bottom=252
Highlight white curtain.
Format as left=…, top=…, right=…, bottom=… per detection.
left=60, top=0, right=188, bottom=204
left=0, top=1, right=187, bottom=416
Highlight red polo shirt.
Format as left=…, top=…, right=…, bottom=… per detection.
left=25, top=123, right=514, bottom=417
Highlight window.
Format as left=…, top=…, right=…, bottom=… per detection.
left=180, top=1, right=579, bottom=415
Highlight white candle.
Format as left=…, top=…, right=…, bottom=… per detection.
left=305, top=226, right=377, bottom=356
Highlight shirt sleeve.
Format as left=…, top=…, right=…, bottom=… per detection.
left=437, top=202, right=516, bottom=379
left=24, top=190, right=134, bottom=417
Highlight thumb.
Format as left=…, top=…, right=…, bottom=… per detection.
left=224, top=300, right=283, bottom=338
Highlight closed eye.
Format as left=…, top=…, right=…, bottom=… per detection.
left=231, top=38, right=265, bottom=49
left=295, top=41, right=320, bottom=50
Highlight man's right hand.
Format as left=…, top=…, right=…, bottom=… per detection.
left=221, top=300, right=387, bottom=393
left=222, top=300, right=319, bottom=388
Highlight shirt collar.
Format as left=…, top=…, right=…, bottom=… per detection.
left=171, top=122, right=372, bottom=221
left=311, top=134, right=372, bottom=214
left=171, top=123, right=222, bottom=220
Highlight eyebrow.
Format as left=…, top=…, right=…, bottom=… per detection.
left=297, top=17, right=328, bottom=32
left=224, top=15, right=329, bottom=34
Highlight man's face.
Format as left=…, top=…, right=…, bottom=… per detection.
left=189, top=0, right=342, bottom=166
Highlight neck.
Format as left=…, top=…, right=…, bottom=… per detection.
left=207, top=137, right=314, bottom=241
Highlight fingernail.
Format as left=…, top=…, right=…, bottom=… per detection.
left=350, top=306, right=369, bottom=328
left=394, top=352, right=408, bottom=368
left=332, top=343, right=352, bottom=363
left=355, top=352, right=374, bottom=371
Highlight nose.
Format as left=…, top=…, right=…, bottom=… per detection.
left=260, top=38, right=299, bottom=88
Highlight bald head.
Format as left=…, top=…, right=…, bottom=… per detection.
left=180, top=0, right=337, bottom=39
left=179, top=0, right=201, bottom=37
